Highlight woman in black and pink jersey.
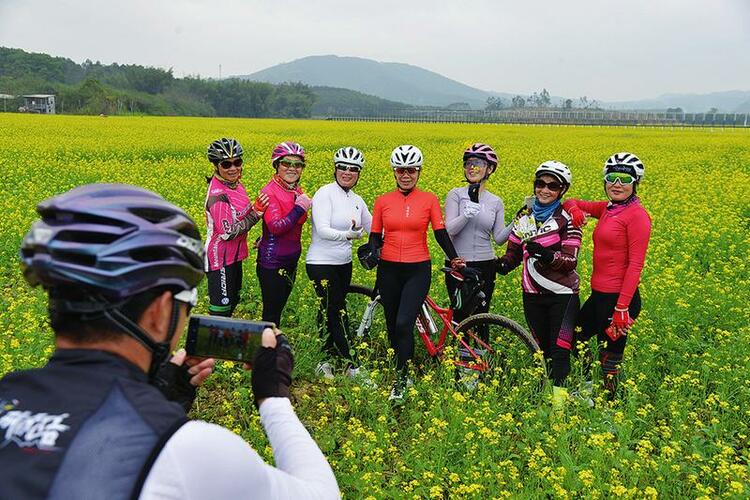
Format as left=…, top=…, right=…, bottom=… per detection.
left=204, top=138, right=268, bottom=317
left=563, top=152, right=652, bottom=398
left=496, top=161, right=582, bottom=406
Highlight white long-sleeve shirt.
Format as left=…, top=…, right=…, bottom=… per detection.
left=305, top=182, right=372, bottom=265
left=140, top=398, right=339, bottom=499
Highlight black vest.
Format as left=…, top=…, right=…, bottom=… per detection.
left=0, top=349, right=187, bottom=500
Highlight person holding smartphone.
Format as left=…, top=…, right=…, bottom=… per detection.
left=204, top=138, right=268, bottom=317
left=368, top=145, right=464, bottom=402
left=562, top=152, right=652, bottom=398
left=496, top=161, right=582, bottom=406
left=0, top=184, right=339, bottom=499
left=444, top=143, right=513, bottom=330
left=257, top=141, right=311, bottom=327
left=306, top=147, right=372, bottom=379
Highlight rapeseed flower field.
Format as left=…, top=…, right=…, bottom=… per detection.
left=1, top=114, right=749, bottom=498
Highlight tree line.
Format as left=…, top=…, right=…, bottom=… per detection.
left=0, top=47, right=315, bottom=117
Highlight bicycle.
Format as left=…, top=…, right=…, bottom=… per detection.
left=346, top=267, right=546, bottom=381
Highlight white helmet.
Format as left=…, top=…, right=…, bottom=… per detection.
left=334, top=146, right=364, bottom=168
left=604, top=152, right=644, bottom=181
left=535, top=160, right=572, bottom=187
left=390, top=145, right=423, bottom=168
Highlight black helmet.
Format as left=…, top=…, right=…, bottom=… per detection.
left=207, top=138, right=243, bottom=163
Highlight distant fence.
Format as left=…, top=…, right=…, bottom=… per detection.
left=321, top=109, right=750, bottom=127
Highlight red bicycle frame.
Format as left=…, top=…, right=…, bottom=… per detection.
left=415, top=295, right=493, bottom=371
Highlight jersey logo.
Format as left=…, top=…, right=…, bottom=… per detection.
left=0, top=401, right=70, bottom=451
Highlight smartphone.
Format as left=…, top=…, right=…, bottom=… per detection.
left=185, top=315, right=275, bottom=362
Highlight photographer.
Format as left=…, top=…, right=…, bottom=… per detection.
left=0, top=184, right=339, bottom=499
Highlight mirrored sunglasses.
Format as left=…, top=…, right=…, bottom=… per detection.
left=279, top=159, right=306, bottom=170
left=394, top=167, right=420, bottom=175
left=464, top=157, right=488, bottom=169
left=335, top=164, right=362, bottom=173
left=604, top=172, right=636, bottom=185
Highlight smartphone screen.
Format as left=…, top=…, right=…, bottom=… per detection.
left=186, top=315, right=274, bottom=362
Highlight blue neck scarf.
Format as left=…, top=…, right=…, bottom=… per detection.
left=532, top=198, right=560, bottom=223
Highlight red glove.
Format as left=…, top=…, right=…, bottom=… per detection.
left=605, top=306, right=635, bottom=341
left=562, top=200, right=586, bottom=228
left=252, top=194, right=269, bottom=214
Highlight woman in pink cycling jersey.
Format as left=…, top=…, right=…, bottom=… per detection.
left=256, top=141, right=312, bottom=327
left=204, top=138, right=268, bottom=317
left=563, top=152, right=652, bottom=398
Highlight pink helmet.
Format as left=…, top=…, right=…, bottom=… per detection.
left=272, top=141, right=305, bottom=164
left=463, top=143, right=498, bottom=168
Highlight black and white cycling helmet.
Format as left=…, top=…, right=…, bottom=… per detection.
left=390, top=145, right=423, bottom=168
left=604, top=152, right=644, bottom=181
left=334, top=146, right=365, bottom=168
left=207, top=138, right=244, bottom=163
left=535, top=160, right=573, bottom=187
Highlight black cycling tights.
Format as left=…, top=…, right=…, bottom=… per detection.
left=207, top=261, right=243, bottom=317
left=377, top=260, right=432, bottom=373
left=306, top=262, right=354, bottom=363
left=257, top=263, right=298, bottom=327
left=577, top=289, right=641, bottom=388
left=523, top=293, right=579, bottom=386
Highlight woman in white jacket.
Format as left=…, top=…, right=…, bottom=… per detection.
left=306, top=147, right=372, bottom=378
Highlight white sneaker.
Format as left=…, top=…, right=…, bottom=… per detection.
left=388, top=384, right=404, bottom=402
left=570, top=381, right=595, bottom=408
left=345, top=366, right=377, bottom=388
left=315, top=362, right=335, bottom=380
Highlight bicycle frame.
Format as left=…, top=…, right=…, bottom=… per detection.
left=415, top=295, right=493, bottom=371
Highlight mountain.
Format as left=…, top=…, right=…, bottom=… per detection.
left=237, top=55, right=513, bottom=109
left=606, top=90, right=750, bottom=113
left=310, top=86, right=414, bottom=116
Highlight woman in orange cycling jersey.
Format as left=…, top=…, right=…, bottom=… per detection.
left=367, top=145, right=464, bottom=401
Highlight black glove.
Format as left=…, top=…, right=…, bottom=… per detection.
left=468, top=183, right=481, bottom=203
left=496, top=258, right=512, bottom=275
left=251, top=334, right=294, bottom=407
left=152, top=362, right=197, bottom=413
left=525, top=242, right=555, bottom=265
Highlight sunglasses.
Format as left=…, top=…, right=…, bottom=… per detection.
left=279, top=159, right=306, bottom=170
left=394, top=167, right=420, bottom=175
left=174, top=288, right=198, bottom=314
left=604, top=172, right=636, bottom=185
left=335, top=164, right=362, bottom=173
left=219, top=158, right=243, bottom=169
left=464, top=158, right=488, bottom=169
left=534, top=179, right=563, bottom=192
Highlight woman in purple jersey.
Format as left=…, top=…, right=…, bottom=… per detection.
left=204, top=138, right=268, bottom=317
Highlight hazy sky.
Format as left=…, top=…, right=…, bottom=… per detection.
left=1, top=0, right=748, bottom=101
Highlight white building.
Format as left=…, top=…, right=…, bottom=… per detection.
left=22, top=94, right=56, bottom=114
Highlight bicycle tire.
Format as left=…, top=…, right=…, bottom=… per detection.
left=455, top=313, right=546, bottom=382
left=345, top=284, right=389, bottom=362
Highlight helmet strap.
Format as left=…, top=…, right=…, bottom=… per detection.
left=214, top=170, right=239, bottom=189
left=98, top=294, right=181, bottom=381
left=334, top=172, right=355, bottom=192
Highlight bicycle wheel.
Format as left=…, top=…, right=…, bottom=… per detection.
left=346, top=284, right=390, bottom=362
left=455, top=313, right=546, bottom=387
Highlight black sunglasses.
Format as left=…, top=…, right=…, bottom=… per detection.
left=534, top=179, right=563, bottom=192
left=219, top=158, right=243, bottom=169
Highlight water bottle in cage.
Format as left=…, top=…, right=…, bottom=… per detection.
left=416, top=302, right=439, bottom=336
